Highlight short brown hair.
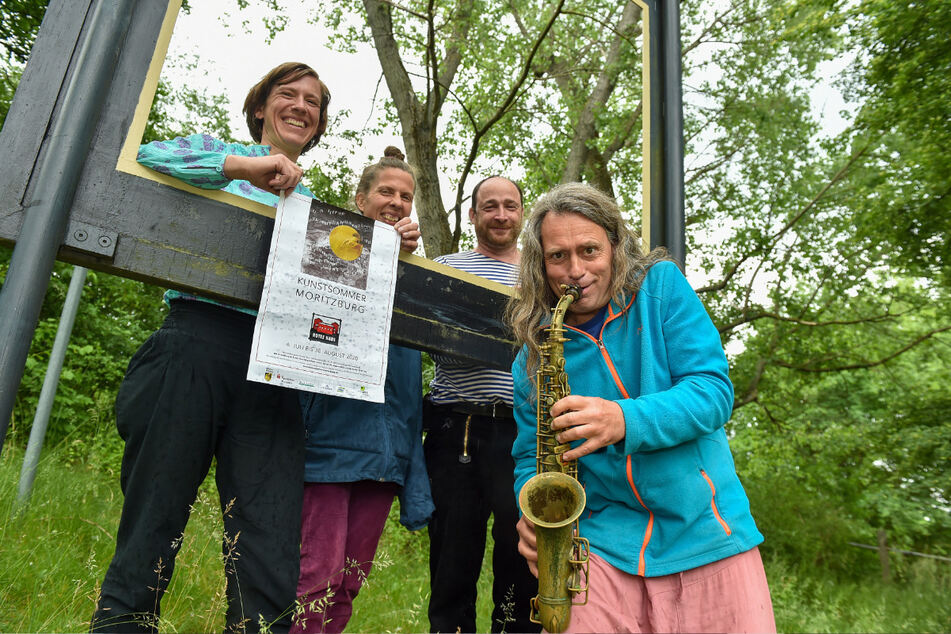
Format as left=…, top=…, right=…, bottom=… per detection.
left=242, top=62, right=331, bottom=155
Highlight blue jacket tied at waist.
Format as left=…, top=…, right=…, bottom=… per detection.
left=301, top=344, right=433, bottom=531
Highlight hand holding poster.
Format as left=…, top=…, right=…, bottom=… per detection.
left=247, top=192, right=399, bottom=402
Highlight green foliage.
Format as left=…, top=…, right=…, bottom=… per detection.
left=0, top=445, right=498, bottom=633
left=302, top=114, right=361, bottom=208
left=346, top=508, right=497, bottom=633
left=3, top=444, right=950, bottom=632
left=0, top=63, right=21, bottom=130
left=143, top=54, right=236, bottom=145
left=765, top=554, right=951, bottom=632
left=841, top=0, right=951, bottom=285
left=308, top=0, right=655, bottom=254
left=0, top=0, right=43, bottom=127
left=731, top=291, right=951, bottom=573
left=0, top=246, right=167, bottom=457
left=0, top=0, right=47, bottom=65
left=143, top=78, right=236, bottom=144
left=473, top=0, right=648, bottom=203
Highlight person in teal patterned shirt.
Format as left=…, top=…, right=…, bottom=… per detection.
left=91, top=62, right=330, bottom=634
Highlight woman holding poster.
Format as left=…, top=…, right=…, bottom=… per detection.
left=91, top=62, right=329, bottom=633
left=291, top=148, right=431, bottom=634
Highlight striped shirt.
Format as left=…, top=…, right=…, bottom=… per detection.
left=427, top=251, right=518, bottom=407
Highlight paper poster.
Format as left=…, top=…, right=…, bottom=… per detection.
left=247, top=192, right=399, bottom=402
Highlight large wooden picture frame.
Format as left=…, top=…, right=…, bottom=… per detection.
left=0, top=0, right=515, bottom=370
left=0, top=0, right=681, bottom=371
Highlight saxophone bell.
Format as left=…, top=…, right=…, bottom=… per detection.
left=519, top=472, right=586, bottom=529
left=518, top=470, right=590, bottom=633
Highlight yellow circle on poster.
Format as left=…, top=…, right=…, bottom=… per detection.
left=329, top=225, right=363, bottom=261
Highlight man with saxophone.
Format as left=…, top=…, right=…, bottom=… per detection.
left=506, top=183, right=776, bottom=633
left=424, top=176, right=541, bottom=634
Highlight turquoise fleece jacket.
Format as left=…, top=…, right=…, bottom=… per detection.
left=512, top=261, right=763, bottom=577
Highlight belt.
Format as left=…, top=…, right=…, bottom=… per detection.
left=448, top=401, right=514, bottom=420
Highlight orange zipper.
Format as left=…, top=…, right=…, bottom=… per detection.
left=700, top=469, right=732, bottom=535
left=567, top=312, right=655, bottom=573
left=626, top=455, right=653, bottom=576
left=565, top=325, right=630, bottom=398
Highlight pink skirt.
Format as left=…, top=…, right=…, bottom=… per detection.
left=560, top=546, right=776, bottom=633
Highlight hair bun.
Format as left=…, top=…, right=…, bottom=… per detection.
left=383, top=146, right=405, bottom=161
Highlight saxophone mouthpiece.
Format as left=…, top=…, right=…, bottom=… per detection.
left=560, top=284, right=581, bottom=301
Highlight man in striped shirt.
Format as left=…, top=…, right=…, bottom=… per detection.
left=424, top=176, right=540, bottom=633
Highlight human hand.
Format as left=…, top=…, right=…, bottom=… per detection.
left=223, top=154, right=304, bottom=195
left=550, top=394, right=625, bottom=461
left=516, top=515, right=539, bottom=578
left=393, top=217, right=420, bottom=253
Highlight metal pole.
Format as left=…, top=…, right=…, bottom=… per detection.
left=647, top=1, right=686, bottom=268
left=0, top=0, right=136, bottom=456
left=661, top=0, right=685, bottom=266
left=648, top=0, right=666, bottom=253
left=16, top=266, right=87, bottom=506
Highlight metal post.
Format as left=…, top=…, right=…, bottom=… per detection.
left=647, top=0, right=686, bottom=267
left=15, top=266, right=87, bottom=506
left=661, top=0, right=685, bottom=266
left=0, top=0, right=136, bottom=455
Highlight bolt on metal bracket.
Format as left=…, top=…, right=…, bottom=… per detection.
left=63, top=219, right=118, bottom=258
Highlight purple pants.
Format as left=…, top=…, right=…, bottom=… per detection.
left=290, top=481, right=397, bottom=634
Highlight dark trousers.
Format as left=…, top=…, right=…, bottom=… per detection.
left=423, top=400, right=541, bottom=634
left=91, top=301, right=304, bottom=633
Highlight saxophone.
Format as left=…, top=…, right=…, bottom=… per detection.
left=518, top=284, right=590, bottom=633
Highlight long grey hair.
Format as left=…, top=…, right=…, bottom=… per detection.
left=504, top=182, right=668, bottom=378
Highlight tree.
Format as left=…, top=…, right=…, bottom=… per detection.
left=355, top=0, right=574, bottom=256
left=312, top=0, right=951, bottom=565
left=0, top=0, right=46, bottom=65
left=731, top=287, right=951, bottom=573
left=845, top=0, right=951, bottom=286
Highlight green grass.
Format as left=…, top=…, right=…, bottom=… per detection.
left=1, top=444, right=949, bottom=633
left=0, top=445, right=228, bottom=632
left=0, top=445, right=496, bottom=633
left=766, top=554, right=951, bottom=633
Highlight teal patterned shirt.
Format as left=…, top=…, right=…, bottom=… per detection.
left=137, top=134, right=314, bottom=314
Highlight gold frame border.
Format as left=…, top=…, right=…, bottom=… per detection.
left=113, top=0, right=275, bottom=219
left=634, top=0, right=651, bottom=253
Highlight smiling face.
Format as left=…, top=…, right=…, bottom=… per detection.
left=255, top=75, right=323, bottom=160
left=469, top=177, right=523, bottom=252
left=355, top=167, right=415, bottom=225
left=540, top=212, right=615, bottom=326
